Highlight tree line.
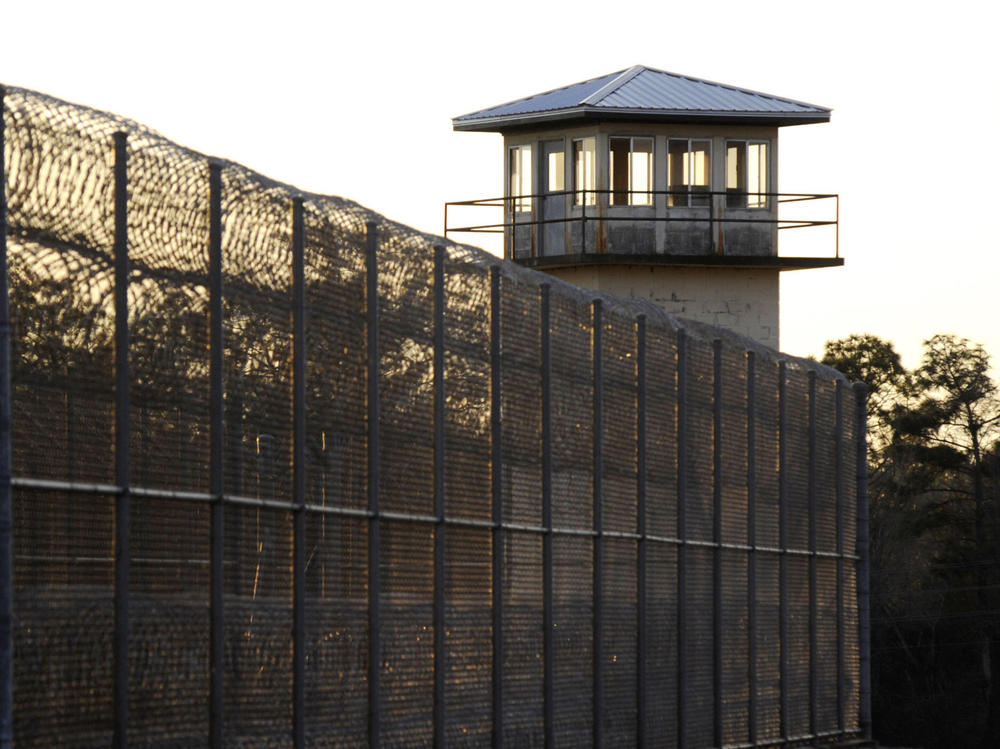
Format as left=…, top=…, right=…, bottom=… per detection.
left=822, top=333, right=1000, bottom=748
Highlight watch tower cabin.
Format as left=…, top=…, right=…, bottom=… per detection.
left=446, top=65, right=841, bottom=348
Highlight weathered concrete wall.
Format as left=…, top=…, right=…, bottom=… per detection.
left=547, top=264, right=780, bottom=348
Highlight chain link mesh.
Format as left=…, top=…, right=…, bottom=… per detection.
left=3, top=84, right=862, bottom=747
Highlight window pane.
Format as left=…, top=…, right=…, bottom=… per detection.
left=612, top=136, right=653, bottom=206
left=573, top=138, right=595, bottom=206
left=692, top=141, right=710, bottom=186
left=748, top=142, right=767, bottom=208
left=509, top=146, right=531, bottom=212
left=631, top=138, right=653, bottom=206
left=668, top=139, right=688, bottom=207
left=692, top=139, right=711, bottom=207
left=726, top=142, right=744, bottom=209
left=610, top=137, right=630, bottom=206
left=521, top=147, right=533, bottom=210
left=548, top=150, right=564, bottom=192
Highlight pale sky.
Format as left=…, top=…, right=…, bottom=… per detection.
left=3, top=0, right=997, bottom=370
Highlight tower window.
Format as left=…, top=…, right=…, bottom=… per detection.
left=667, top=139, right=711, bottom=207
left=509, top=145, right=532, bottom=212
left=573, top=137, right=596, bottom=206
left=726, top=140, right=769, bottom=209
left=548, top=149, right=564, bottom=192
left=610, top=136, right=653, bottom=206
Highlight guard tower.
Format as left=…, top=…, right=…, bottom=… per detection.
left=446, top=65, right=841, bottom=347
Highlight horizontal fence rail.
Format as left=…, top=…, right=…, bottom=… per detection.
left=1, top=85, right=867, bottom=748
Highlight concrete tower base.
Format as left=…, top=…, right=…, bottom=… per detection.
left=546, top=264, right=780, bottom=348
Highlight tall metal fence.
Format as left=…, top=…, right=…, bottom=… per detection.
left=0, top=85, right=870, bottom=748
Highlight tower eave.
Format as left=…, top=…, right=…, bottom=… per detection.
left=452, top=107, right=830, bottom=133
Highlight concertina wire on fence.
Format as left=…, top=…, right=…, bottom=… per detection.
left=0, top=84, right=869, bottom=747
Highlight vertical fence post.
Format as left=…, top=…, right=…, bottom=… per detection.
left=807, top=371, right=818, bottom=741
left=366, top=221, right=381, bottom=749
left=0, top=84, right=13, bottom=749
left=712, top=339, right=723, bottom=749
left=208, top=160, right=225, bottom=748
left=676, top=328, right=688, bottom=748
left=778, top=362, right=788, bottom=743
left=854, top=383, right=872, bottom=741
left=636, top=316, right=647, bottom=749
left=540, top=284, right=554, bottom=749
left=291, top=197, right=306, bottom=749
left=592, top=299, right=604, bottom=749
left=490, top=266, right=504, bottom=749
left=112, top=130, right=131, bottom=749
left=433, top=245, right=446, bottom=749
left=746, top=351, right=758, bottom=747
left=835, top=380, right=846, bottom=739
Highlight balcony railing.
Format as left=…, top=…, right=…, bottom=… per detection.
left=444, top=189, right=839, bottom=260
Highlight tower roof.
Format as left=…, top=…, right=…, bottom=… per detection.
left=453, top=65, right=831, bottom=131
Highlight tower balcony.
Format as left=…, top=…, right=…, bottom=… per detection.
left=445, top=189, right=841, bottom=272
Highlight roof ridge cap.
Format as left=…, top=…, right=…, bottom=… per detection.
left=580, top=65, right=646, bottom=106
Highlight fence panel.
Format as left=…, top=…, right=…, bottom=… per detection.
left=0, top=85, right=867, bottom=748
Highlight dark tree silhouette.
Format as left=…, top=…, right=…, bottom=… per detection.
left=824, top=333, right=1000, bottom=748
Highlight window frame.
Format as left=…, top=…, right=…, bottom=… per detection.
left=726, top=139, right=771, bottom=210
left=609, top=135, right=654, bottom=207
left=667, top=137, right=712, bottom=208
left=508, top=144, right=532, bottom=212
left=572, top=137, right=596, bottom=207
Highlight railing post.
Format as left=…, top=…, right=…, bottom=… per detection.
left=531, top=193, right=538, bottom=260
left=710, top=193, right=717, bottom=255
left=366, top=221, right=382, bottom=749
left=208, top=160, right=225, bottom=748
left=592, top=299, right=604, bottom=749
left=854, top=383, right=872, bottom=741
left=490, top=265, right=504, bottom=749
left=0, top=83, right=13, bottom=749
left=508, top=204, right=514, bottom=261
left=291, top=197, right=306, bottom=749
left=433, top=245, right=447, bottom=749
left=112, top=129, right=131, bottom=749
left=836, top=196, right=840, bottom=259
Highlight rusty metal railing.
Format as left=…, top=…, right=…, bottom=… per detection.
left=444, top=189, right=839, bottom=259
